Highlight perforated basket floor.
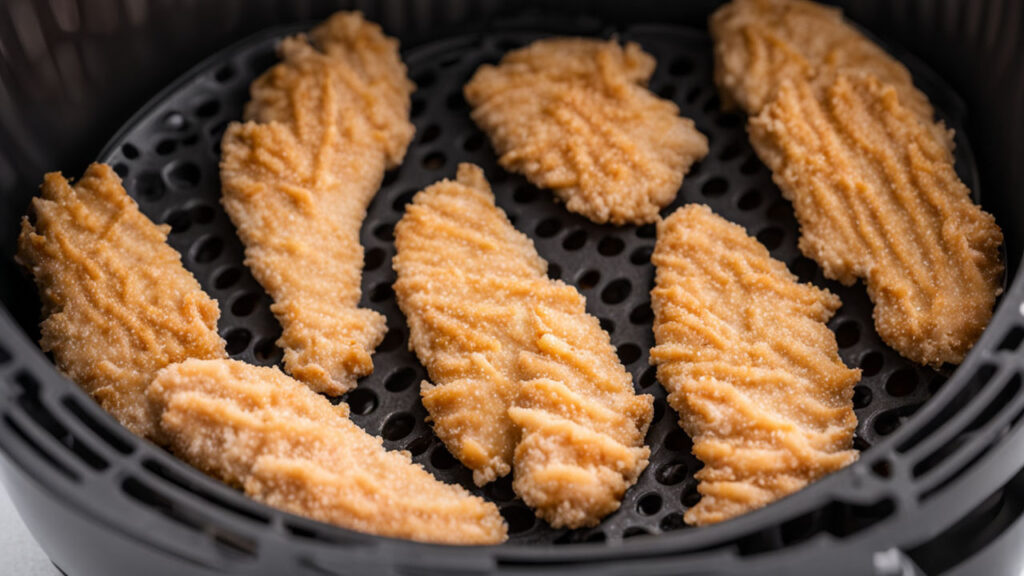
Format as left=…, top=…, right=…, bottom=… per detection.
left=94, top=19, right=983, bottom=546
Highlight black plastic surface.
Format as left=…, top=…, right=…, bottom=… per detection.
left=0, top=5, right=1023, bottom=576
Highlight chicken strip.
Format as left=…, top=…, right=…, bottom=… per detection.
left=709, top=0, right=934, bottom=123
left=464, top=38, right=708, bottom=225
left=16, top=164, right=226, bottom=440
left=148, top=359, right=507, bottom=545
left=650, top=204, right=859, bottom=526
left=220, top=11, right=414, bottom=395
left=393, top=164, right=652, bottom=528
left=748, top=74, right=1004, bottom=366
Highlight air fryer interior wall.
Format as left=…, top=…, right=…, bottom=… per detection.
left=0, top=2, right=1022, bottom=575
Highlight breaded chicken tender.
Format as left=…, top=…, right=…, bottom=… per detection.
left=748, top=74, right=1004, bottom=366
left=650, top=205, right=859, bottom=526
left=16, top=164, right=226, bottom=440
left=709, top=0, right=934, bottom=123
left=148, top=359, right=507, bottom=545
left=220, top=11, right=414, bottom=395
left=393, top=164, right=652, bottom=528
left=464, top=38, right=708, bottom=225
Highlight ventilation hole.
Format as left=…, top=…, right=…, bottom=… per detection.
left=599, top=317, right=615, bottom=334
left=640, top=366, right=657, bottom=388
left=193, top=236, right=223, bottom=263
left=601, top=279, right=632, bottom=304
left=231, top=293, right=261, bottom=317
left=886, top=368, right=918, bottom=397
left=195, top=99, right=220, bottom=118
left=213, top=267, right=242, bottom=290
left=853, top=436, right=871, bottom=451
left=419, top=124, right=440, bottom=144
left=513, top=185, right=538, bottom=204
left=430, top=446, right=459, bottom=470
left=668, top=56, right=694, bottom=76
left=701, top=177, right=728, bottom=197
left=562, top=229, right=586, bottom=251
left=385, top=367, right=417, bottom=392
left=767, top=199, right=793, bottom=221
left=617, top=343, right=642, bottom=365
left=189, top=204, right=215, bottom=224
left=860, top=351, right=884, bottom=377
left=379, top=329, right=404, bottom=352
left=853, top=385, right=873, bottom=409
left=224, top=328, right=251, bottom=355
left=658, top=84, right=676, bottom=100
left=682, top=483, right=702, bottom=507
left=389, top=190, right=415, bottom=214
left=636, top=223, right=656, bottom=239
left=122, top=143, right=139, bottom=159
left=463, top=132, right=485, bottom=151
left=373, top=222, right=394, bottom=241
left=422, top=152, right=446, bottom=170
left=585, top=530, right=607, bottom=543
left=665, top=428, right=691, bottom=452
left=411, top=96, right=426, bottom=118
left=382, top=413, right=415, bottom=441
left=577, top=269, right=601, bottom=290
left=507, top=212, right=519, bottom=226
left=62, top=396, right=133, bottom=454
left=163, top=111, right=186, bottom=130
left=502, top=505, right=535, bottom=535
left=929, top=374, right=948, bottom=395
left=486, top=477, right=516, bottom=502
left=740, top=154, right=762, bottom=174
left=716, top=114, right=744, bottom=129
left=703, top=94, right=721, bottom=113
left=370, top=283, right=394, bottom=303
left=719, top=141, right=743, bottom=161
left=214, top=65, right=235, bottom=83
left=406, top=435, right=432, bottom=457
left=535, top=218, right=562, bottom=238
left=872, top=459, right=893, bottom=478
left=156, top=139, right=177, bottom=156
left=655, top=460, right=688, bottom=486
left=686, top=86, right=702, bottom=103
left=547, top=263, right=562, bottom=280
left=835, top=321, right=860, bottom=348
left=164, top=210, right=191, bottom=234
left=113, top=163, right=129, bottom=178
left=630, top=245, right=653, bottom=265
left=598, top=236, right=624, bottom=256
left=637, top=493, right=662, bottom=516
left=689, top=160, right=703, bottom=177
left=623, top=527, right=650, bottom=539
left=253, top=338, right=281, bottom=364
left=0, top=344, right=10, bottom=365
left=738, top=190, right=762, bottom=211
left=381, top=168, right=400, bottom=188
left=630, top=302, right=654, bottom=325
left=414, top=70, right=437, bottom=88
left=249, top=48, right=277, bottom=74
left=345, top=389, right=378, bottom=416
left=999, top=326, right=1024, bottom=351
left=167, top=162, right=201, bottom=188
left=660, top=513, right=687, bottom=532
left=365, top=247, right=386, bottom=271
left=791, top=256, right=817, bottom=283
left=874, top=405, right=921, bottom=436
left=208, top=120, right=229, bottom=138
left=756, top=227, right=784, bottom=250
left=445, top=90, right=467, bottom=110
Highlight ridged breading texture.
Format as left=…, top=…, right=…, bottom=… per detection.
left=650, top=205, right=860, bottom=526
left=148, top=359, right=507, bottom=545
left=748, top=74, right=1004, bottom=366
left=393, top=164, right=653, bottom=528
left=220, top=11, right=414, bottom=395
left=464, top=38, right=708, bottom=225
left=709, top=0, right=934, bottom=124
left=16, top=164, right=227, bottom=440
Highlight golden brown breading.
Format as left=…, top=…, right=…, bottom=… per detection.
left=650, top=204, right=859, bottom=526
left=148, top=359, right=507, bottom=545
left=709, top=0, right=933, bottom=123
left=220, top=11, right=414, bottom=395
left=393, top=164, right=652, bottom=528
left=748, top=74, right=1004, bottom=366
left=16, top=164, right=226, bottom=440
left=464, top=38, right=708, bottom=225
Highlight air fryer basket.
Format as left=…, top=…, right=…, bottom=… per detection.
left=1, top=2, right=1023, bottom=575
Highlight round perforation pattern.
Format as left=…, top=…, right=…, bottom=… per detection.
left=99, top=23, right=975, bottom=545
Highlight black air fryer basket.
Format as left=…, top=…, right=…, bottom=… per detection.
left=1, top=1, right=1023, bottom=575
